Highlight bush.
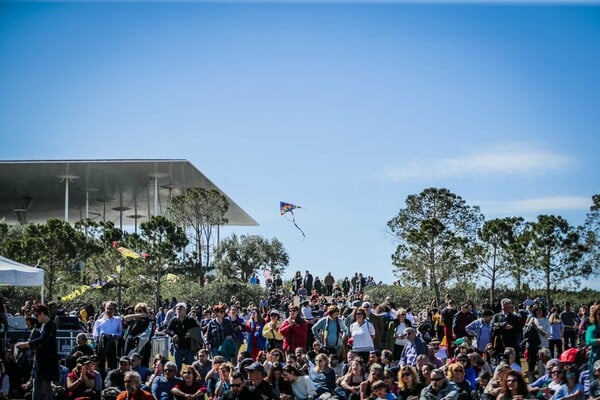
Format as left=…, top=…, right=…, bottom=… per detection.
left=162, top=280, right=268, bottom=309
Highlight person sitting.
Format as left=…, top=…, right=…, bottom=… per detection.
left=308, top=353, right=336, bottom=397
left=116, top=371, right=153, bottom=400
left=419, top=369, right=458, bottom=400
left=497, top=370, right=533, bottom=400
left=151, top=362, right=182, bottom=400
left=446, top=363, right=471, bottom=400
left=245, top=362, right=275, bottom=400
left=221, top=371, right=261, bottom=400
left=396, top=365, right=423, bottom=400
left=281, top=365, right=317, bottom=400
left=171, top=365, right=206, bottom=400
left=552, top=365, right=584, bottom=400
left=66, top=356, right=97, bottom=400
left=105, top=356, right=132, bottom=391
left=372, top=379, right=397, bottom=400
left=266, top=363, right=293, bottom=400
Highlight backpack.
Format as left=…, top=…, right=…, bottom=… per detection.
left=559, top=347, right=578, bottom=364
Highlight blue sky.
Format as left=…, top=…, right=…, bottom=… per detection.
left=1, top=1, right=599, bottom=290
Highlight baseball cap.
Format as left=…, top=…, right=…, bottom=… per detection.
left=245, top=362, right=265, bottom=374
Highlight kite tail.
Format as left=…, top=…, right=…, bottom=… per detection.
left=291, top=212, right=306, bottom=238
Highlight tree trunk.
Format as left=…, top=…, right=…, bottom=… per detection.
left=155, top=270, right=161, bottom=312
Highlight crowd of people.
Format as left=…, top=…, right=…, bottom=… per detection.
left=1, top=271, right=599, bottom=400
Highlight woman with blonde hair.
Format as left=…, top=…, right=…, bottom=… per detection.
left=123, top=302, right=153, bottom=366
left=548, top=308, right=563, bottom=359
left=396, top=365, right=422, bottom=400
left=309, top=353, right=336, bottom=396
left=447, top=362, right=471, bottom=400
left=386, top=308, right=412, bottom=360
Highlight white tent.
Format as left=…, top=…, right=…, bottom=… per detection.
left=0, top=255, right=45, bottom=302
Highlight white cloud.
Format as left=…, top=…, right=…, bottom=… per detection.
left=381, top=149, right=573, bottom=182
left=479, top=196, right=591, bottom=215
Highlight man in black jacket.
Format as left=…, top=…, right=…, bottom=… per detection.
left=167, top=303, right=199, bottom=372
left=491, top=298, right=523, bottom=356
left=16, top=303, right=59, bottom=400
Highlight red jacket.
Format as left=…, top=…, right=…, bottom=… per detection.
left=279, top=317, right=308, bottom=352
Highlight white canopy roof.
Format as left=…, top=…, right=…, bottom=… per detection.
left=0, top=255, right=45, bottom=286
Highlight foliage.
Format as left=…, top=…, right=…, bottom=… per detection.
left=580, top=194, right=600, bottom=277
left=138, top=216, right=189, bottom=310
left=387, top=187, right=484, bottom=305
left=474, top=217, right=527, bottom=303
left=528, top=215, right=586, bottom=304
left=214, top=234, right=289, bottom=282
left=12, top=218, right=86, bottom=299
left=168, top=188, right=229, bottom=283
left=161, top=280, right=268, bottom=309
left=0, top=286, right=42, bottom=311
left=363, top=283, right=600, bottom=313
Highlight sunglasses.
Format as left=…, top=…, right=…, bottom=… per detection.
left=402, top=372, right=412, bottom=377
left=431, top=377, right=443, bottom=382
left=165, top=369, right=175, bottom=372
left=230, top=384, right=242, bottom=388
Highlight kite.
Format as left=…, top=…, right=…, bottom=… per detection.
left=112, top=241, right=150, bottom=259
left=280, top=201, right=305, bottom=238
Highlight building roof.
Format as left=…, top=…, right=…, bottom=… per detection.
left=0, top=159, right=257, bottom=227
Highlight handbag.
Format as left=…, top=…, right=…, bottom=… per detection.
left=523, top=323, right=540, bottom=348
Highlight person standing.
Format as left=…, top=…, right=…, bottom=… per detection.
left=166, top=303, right=199, bottom=372
left=206, top=305, right=236, bottom=361
left=585, top=303, right=600, bottom=378
left=324, top=273, right=335, bottom=296
left=263, top=310, right=284, bottom=351
left=560, top=302, right=578, bottom=350
left=303, top=271, right=313, bottom=294
left=93, top=301, right=123, bottom=373
left=363, top=301, right=385, bottom=351
left=349, top=307, right=375, bottom=363
left=279, top=306, right=308, bottom=354
left=441, top=301, right=458, bottom=354
left=465, top=309, right=494, bottom=354
left=311, top=305, right=348, bottom=357
left=16, top=303, right=59, bottom=400
left=490, top=298, right=522, bottom=357
left=524, top=304, right=551, bottom=380
left=452, top=303, right=476, bottom=342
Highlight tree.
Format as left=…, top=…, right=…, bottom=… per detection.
left=74, top=219, right=123, bottom=284
left=529, top=215, right=586, bottom=304
left=167, top=187, right=229, bottom=284
left=214, top=234, right=289, bottom=282
left=387, top=187, right=484, bottom=305
left=474, top=217, right=526, bottom=304
left=16, top=218, right=85, bottom=300
left=580, top=194, right=600, bottom=279
left=138, top=216, right=189, bottom=310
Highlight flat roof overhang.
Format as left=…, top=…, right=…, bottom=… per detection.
left=0, top=159, right=257, bottom=227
